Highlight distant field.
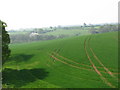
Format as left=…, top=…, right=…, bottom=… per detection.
left=8, top=29, right=90, bottom=36
left=44, top=29, right=90, bottom=36
left=8, top=31, right=28, bottom=35
left=3, top=31, right=118, bottom=88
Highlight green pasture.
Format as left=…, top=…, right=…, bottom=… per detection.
left=44, top=29, right=90, bottom=36
left=3, top=31, right=118, bottom=88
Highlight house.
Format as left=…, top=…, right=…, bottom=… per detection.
left=29, top=32, right=40, bottom=38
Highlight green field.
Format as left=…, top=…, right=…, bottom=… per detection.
left=44, top=29, right=90, bottom=36
left=8, top=29, right=90, bottom=36
left=3, top=31, right=118, bottom=88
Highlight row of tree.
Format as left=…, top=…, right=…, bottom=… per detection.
left=90, top=24, right=118, bottom=34
left=9, top=24, right=118, bottom=43
left=10, top=34, right=69, bottom=43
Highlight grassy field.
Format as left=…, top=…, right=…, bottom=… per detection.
left=3, top=31, right=118, bottom=88
left=8, top=29, right=90, bottom=36
left=44, top=29, right=90, bottom=36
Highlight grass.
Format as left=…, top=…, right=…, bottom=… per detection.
left=9, top=29, right=90, bottom=37
left=3, top=31, right=118, bottom=88
left=44, top=29, right=90, bottom=36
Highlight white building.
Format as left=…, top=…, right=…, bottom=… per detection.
left=29, top=32, right=40, bottom=38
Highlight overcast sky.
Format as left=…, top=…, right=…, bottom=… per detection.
left=0, top=0, right=119, bottom=30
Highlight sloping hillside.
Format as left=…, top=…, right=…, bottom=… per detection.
left=3, top=31, right=118, bottom=88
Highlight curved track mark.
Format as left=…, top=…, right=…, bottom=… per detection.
left=54, top=48, right=117, bottom=71
left=46, top=63, right=102, bottom=82
left=52, top=52, right=119, bottom=75
left=88, top=37, right=119, bottom=80
left=49, top=54, right=95, bottom=72
left=84, top=38, right=116, bottom=88
left=53, top=52, right=93, bottom=68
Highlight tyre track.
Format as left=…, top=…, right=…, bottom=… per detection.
left=51, top=48, right=61, bottom=62
left=52, top=51, right=119, bottom=75
left=88, top=36, right=119, bottom=80
left=47, top=54, right=105, bottom=82
left=49, top=50, right=117, bottom=87
left=53, top=47, right=118, bottom=71
left=84, top=38, right=116, bottom=88
left=49, top=53, right=95, bottom=72
left=52, top=52, right=93, bottom=68
left=46, top=62, right=102, bottom=82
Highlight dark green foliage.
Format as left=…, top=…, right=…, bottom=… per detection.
left=0, top=20, right=11, bottom=65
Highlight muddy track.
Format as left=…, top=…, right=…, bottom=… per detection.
left=49, top=54, right=95, bottom=72
left=48, top=53, right=119, bottom=87
left=84, top=38, right=116, bottom=88
left=52, top=52, right=119, bottom=75
left=51, top=48, right=61, bottom=62
left=88, top=37, right=118, bottom=80
left=53, top=52, right=118, bottom=70
left=53, top=52, right=93, bottom=68
left=50, top=43, right=118, bottom=71
left=53, top=47, right=118, bottom=71
left=49, top=53, right=119, bottom=77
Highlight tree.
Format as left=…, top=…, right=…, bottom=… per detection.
left=0, top=20, right=11, bottom=65
left=84, top=23, right=87, bottom=27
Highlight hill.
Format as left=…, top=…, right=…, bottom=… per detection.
left=3, top=31, right=118, bottom=88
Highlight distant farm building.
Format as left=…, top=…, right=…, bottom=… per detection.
left=29, top=32, right=40, bottom=38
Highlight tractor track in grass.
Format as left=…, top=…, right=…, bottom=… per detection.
left=52, top=52, right=93, bottom=68
left=84, top=37, right=116, bottom=88
left=46, top=63, right=103, bottom=83
left=88, top=36, right=119, bottom=81
left=53, top=46, right=118, bottom=71
left=48, top=52, right=119, bottom=77
left=46, top=58, right=103, bottom=83
left=51, top=51, right=119, bottom=75
left=49, top=54, right=94, bottom=72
